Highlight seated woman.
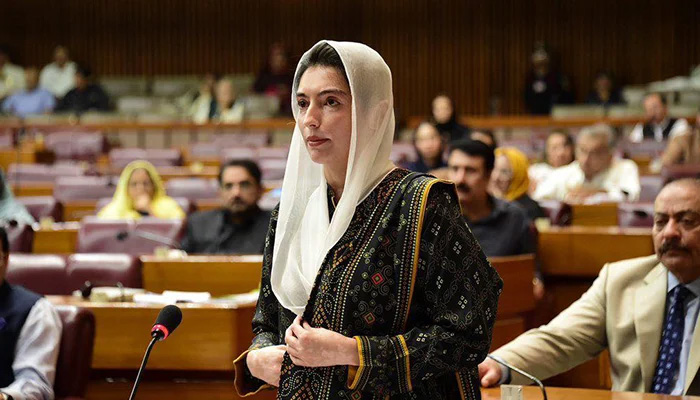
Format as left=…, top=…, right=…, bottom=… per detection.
left=491, top=147, right=546, bottom=221
left=430, top=93, right=470, bottom=142
left=404, top=121, right=446, bottom=173
left=660, top=108, right=699, bottom=167
left=253, top=42, right=294, bottom=116
left=192, top=77, right=245, bottom=124
left=528, top=130, right=574, bottom=189
left=0, top=169, right=35, bottom=225
left=97, top=160, right=185, bottom=220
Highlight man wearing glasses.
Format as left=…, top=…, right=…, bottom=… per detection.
left=533, top=123, right=640, bottom=203
left=181, top=159, right=271, bottom=254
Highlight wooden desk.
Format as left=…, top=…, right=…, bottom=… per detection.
left=48, top=296, right=256, bottom=372
left=490, top=255, right=536, bottom=350
left=140, top=255, right=264, bottom=296
left=49, top=254, right=532, bottom=372
left=537, top=226, right=653, bottom=390
left=11, top=182, right=54, bottom=197
left=571, top=203, right=619, bottom=226
left=481, top=386, right=697, bottom=400
left=64, top=200, right=101, bottom=222
left=86, top=380, right=276, bottom=400
left=0, top=147, right=35, bottom=172
left=538, top=226, right=653, bottom=278
left=32, top=222, right=80, bottom=254
left=85, top=381, right=698, bottom=400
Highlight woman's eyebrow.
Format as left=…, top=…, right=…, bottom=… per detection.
left=296, top=89, right=348, bottom=97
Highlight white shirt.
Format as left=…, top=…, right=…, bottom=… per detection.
left=0, top=63, right=25, bottom=99
left=1, top=298, right=62, bottom=400
left=528, top=162, right=555, bottom=186
left=39, top=62, right=76, bottom=98
left=532, top=158, right=640, bottom=202
left=629, top=118, right=690, bottom=143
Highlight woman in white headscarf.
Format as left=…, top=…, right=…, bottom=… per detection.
left=234, top=41, right=502, bottom=399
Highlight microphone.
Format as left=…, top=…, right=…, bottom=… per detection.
left=128, top=305, right=182, bottom=400
left=80, top=280, right=124, bottom=299
left=115, top=229, right=181, bottom=249
left=487, top=354, right=548, bottom=400
left=151, top=304, right=183, bottom=341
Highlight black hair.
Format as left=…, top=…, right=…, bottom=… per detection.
left=429, top=93, right=457, bottom=125
left=470, top=129, right=498, bottom=149
left=413, top=121, right=440, bottom=142
left=0, top=226, right=8, bottom=254
left=75, top=64, right=93, bottom=79
left=594, top=70, right=614, bottom=81
left=543, top=130, right=575, bottom=164
left=448, top=139, right=495, bottom=172
left=219, top=159, right=262, bottom=187
left=294, top=42, right=349, bottom=89
left=645, top=92, right=667, bottom=106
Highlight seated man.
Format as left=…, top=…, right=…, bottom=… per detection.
left=1, top=67, right=55, bottom=118
left=39, top=46, right=76, bottom=99
left=0, top=227, right=62, bottom=400
left=181, top=160, right=271, bottom=254
left=54, top=65, right=110, bottom=113
left=479, top=178, right=700, bottom=396
left=533, top=123, right=640, bottom=203
left=629, top=92, right=689, bottom=143
left=447, top=139, right=535, bottom=257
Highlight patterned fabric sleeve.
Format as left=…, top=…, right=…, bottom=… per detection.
left=348, top=183, right=503, bottom=395
left=233, top=207, right=281, bottom=396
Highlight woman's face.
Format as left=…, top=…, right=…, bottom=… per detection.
left=546, top=133, right=574, bottom=167
left=296, top=65, right=353, bottom=167
left=128, top=169, right=155, bottom=201
left=432, top=96, right=453, bottom=124
left=415, top=123, right=443, bottom=161
left=491, top=154, right=513, bottom=195
left=215, top=80, right=236, bottom=108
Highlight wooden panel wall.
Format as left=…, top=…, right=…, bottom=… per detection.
left=1, top=0, right=698, bottom=116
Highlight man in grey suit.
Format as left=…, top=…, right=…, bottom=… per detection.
left=181, top=159, right=271, bottom=254
left=479, top=178, right=700, bottom=395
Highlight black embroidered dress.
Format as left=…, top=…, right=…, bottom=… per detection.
left=234, top=169, right=502, bottom=399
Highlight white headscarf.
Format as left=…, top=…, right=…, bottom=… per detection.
left=271, top=41, right=396, bottom=316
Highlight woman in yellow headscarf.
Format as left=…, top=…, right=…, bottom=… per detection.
left=97, top=160, right=185, bottom=220
left=491, top=147, right=545, bottom=221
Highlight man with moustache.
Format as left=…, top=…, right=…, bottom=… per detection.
left=181, top=160, right=271, bottom=254
left=447, top=139, right=535, bottom=257
left=479, top=178, right=700, bottom=396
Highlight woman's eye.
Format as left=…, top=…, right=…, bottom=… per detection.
left=326, top=98, right=339, bottom=106
left=297, top=99, right=308, bottom=108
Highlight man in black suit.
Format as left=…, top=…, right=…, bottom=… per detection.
left=181, top=160, right=271, bottom=254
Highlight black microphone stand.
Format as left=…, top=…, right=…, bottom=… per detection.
left=128, top=336, right=159, bottom=400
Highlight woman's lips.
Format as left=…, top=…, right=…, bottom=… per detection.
left=307, top=137, right=330, bottom=148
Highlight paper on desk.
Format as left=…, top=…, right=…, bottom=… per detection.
left=133, top=291, right=212, bottom=304
left=162, top=290, right=211, bottom=302
left=213, top=290, right=259, bottom=306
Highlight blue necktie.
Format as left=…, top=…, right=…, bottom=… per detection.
left=652, top=285, right=692, bottom=394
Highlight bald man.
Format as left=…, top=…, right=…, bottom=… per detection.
left=480, top=178, right=700, bottom=396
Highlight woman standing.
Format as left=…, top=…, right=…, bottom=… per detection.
left=234, top=41, right=501, bottom=399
